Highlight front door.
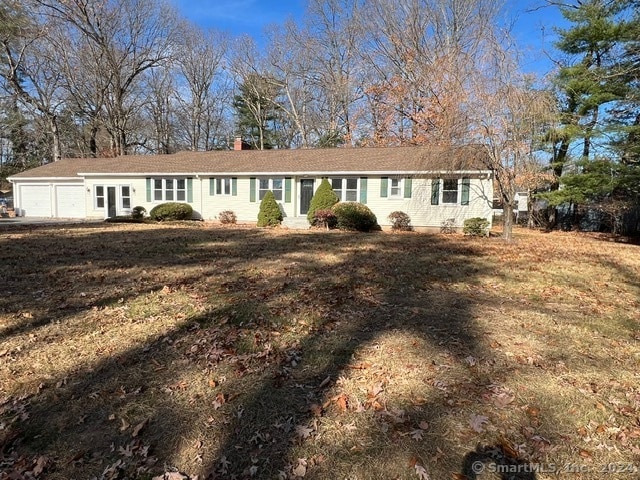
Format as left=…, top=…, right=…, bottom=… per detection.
left=300, top=179, right=315, bottom=215
left=107, top=186, right=117, bottom=218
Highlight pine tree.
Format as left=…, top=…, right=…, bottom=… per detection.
left=552, top=0, right=627, bottom=164
left=544, top=0, right=640, bottom=233
left=233, top=74, right=283, bottom=150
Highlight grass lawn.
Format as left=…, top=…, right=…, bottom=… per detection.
left=0, top=222, right=639, bottom=479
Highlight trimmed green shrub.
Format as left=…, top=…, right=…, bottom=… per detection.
left=131, top=206, right=146, bottom=220
left=388, top=211, right=412, bottom=231
left=307, top=178, right=339, bottom=224
left=218, top=210, right=237, bottom=225
left=332, top=202, right=378, bottom=232
left=463, top=217, right=490, bottom=236
left=149, top=202, right=193, bottom=221
left=313, top=209, right=337, bottom=230
left=257, top=191, right=283, bottom=227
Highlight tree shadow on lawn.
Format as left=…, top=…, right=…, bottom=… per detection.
left=0, top=225, right=552, bottom=479
left=0, top=224, right=274, bottom=339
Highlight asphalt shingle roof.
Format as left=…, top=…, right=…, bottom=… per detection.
left=9, top=145, right=490, bottom=179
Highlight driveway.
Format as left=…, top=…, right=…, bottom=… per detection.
left=0, top=217, right=104, bottom=226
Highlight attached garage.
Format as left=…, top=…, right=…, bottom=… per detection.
left=18, top=184, right=53, bottom=217
left=55, top=184, right=85, bottom=217
left=12, top=180, right=86, bottom=218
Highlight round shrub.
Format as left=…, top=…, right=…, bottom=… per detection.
left=218, top=210, right=237, bottom=225
left=257, top=190, right=283, bottom=227
left=149, top=202, right=193, bottom=221
left=463, top=217, right=490, bottom=236
left=307, top=178, right=339, bottom=224
left=131, top=206, right=146, bottom=220
left=332, top=202, right=378, bottom=232
left=312, top=209, right=337, bottom=230
left=387, top=211, right=412, bottom=231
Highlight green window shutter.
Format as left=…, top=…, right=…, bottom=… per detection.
left=285, top=177, right=292, bottom=203
left=209, top=178, right=215, bottom=196
left=431, top=179, right=440, bottom=205
left=461, top=178, right=470, bottom=205
left=404, top=178, right=412, bottom=198
left=146, top=178, right=151, bottom=202
left=380, top=177, right=388, bottom=198
left=232, top=177, right=238, bottom=196
left=187, top=178, right=193, bottom=203
left=250, top=177, right=256, bottom=202
left=360, top=177, right=367, bottom=204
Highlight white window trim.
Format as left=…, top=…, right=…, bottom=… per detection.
left=258, top=177, right=284, bottom=201
left=152, top=178, right=187, bottom=202
left=331, top=177, right=360, bottom=202
left=94, top=186, right=105, bottom=210
left=441, top=178, right=460, bottom=205
left=120, top=185, right=131, bottom=210
left=388, top=178, right=404, bottom=198
left=215, top=177, right=232, bottom=196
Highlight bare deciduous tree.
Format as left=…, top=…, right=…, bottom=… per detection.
left=357, top=0, right=502, bottom=145
left=175, top=23, right=227, bottom=151
left=34, top=0, right=179, bottom=156
left=1, top=0, right=65, bottom=162
left=469, top=43, right=556, bottom=241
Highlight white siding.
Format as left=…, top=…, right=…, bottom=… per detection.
left=200, top=176, right=296, bottom=222
left=370, top=177, right=493, bottom=228
left=84, top=178, right=146, bottom=219
left=21, top=173, right=494, bottom=227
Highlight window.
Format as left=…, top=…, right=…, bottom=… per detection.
left=389, top=178, right=402, bottom=197
left=152, top=178, right=187, bottom=202
left=154, top=179, right=163, bottom=201
left=442, top=179, right=459, bottom=204
left=121, top=186, right=131, bottom=209
left=216, top=178, right=231, bottom=195
left=95, top=186, right=105, bottom=209
left=165, top=179, right=174, bottom=200
left=259, top=178, right=283, bottom=201
left=381, top=177, right=410, bottom=199
left=331, top=178, right=358, bottom=201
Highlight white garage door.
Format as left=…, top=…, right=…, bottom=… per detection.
left=56, top=184, right=85, bottom=218
left=19, top=185, right=52, bottom=217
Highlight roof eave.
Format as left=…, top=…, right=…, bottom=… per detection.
left=78, top=170, right=493, bottom=177
left=8, top=176, right=81, bottom=182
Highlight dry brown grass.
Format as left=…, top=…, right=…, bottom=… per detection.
left=0, top=222, right=639, bottom=479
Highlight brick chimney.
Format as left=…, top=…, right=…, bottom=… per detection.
left=234, top=137, right=244, bottom=151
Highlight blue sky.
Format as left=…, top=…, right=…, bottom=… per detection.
left=169, top=0, right=568, bottom=77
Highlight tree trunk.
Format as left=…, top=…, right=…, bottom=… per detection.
left=89, top=124, right=98, bottom=157
left=502, top=202, right=514, bottom=242
left=49, top=114, right=62, bottom=162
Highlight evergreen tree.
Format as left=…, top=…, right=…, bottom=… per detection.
left=544, top=0, right=640, bottom=233
left=233, top=73, right=283, bottom=150
left=257, top=190, right=283, bottom=226
left=552, top=0, right=628, bottom=166
left=307, top=178, right=339, bottom=224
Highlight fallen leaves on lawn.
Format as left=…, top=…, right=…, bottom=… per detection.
left=132, top=418, right=149, bottom=437
left=292, top=458, right=308, bottom=477
left=296, top=424, right=314, bottom=439
left=469, top=414, right=489, bottom=433
left=414, top=463, right=430, bottom=479
left=335, top=393, right=349, bottom=412
left=152, top=471, right=189, bottom=480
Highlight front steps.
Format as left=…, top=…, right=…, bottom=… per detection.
left=282, top=216, right=310, bottom=230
